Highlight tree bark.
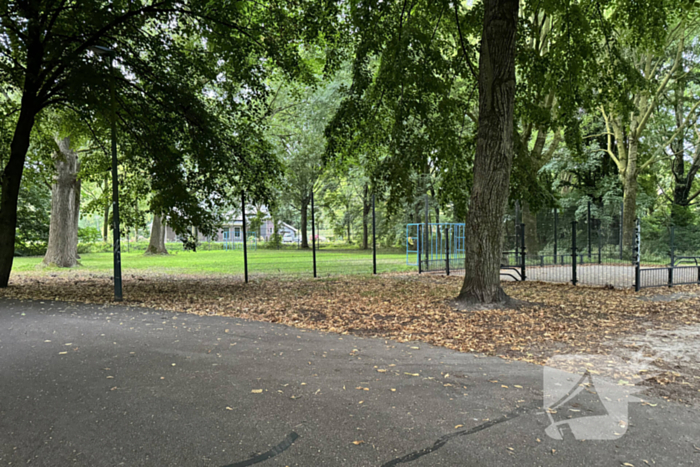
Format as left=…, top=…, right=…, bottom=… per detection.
left=145, top=214, right=168, bottom=255
left=670, top=73, right=699, bottom=226
left=0, top=101, right=38, bottom=287
left=458, top=0, right=519, bottom=304
left=42, top=137, right=81, bottom=267
left=300, top=197, right=309, bottom=249
left=621, top=139, right=639, bottom=253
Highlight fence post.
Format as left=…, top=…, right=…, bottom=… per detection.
left=587, top=201, right=592, bottom=262
left=553, top=208, right=558, bottom=264
left=311, top=190, right=317, bottom=278
left=670, top=225, right=676, bottom=267
left=372, top=194, right=377, bottom=275
left=445, top=226, right=450, bottom=276
left=424, top=195, right=430, bottom=272
left=598, top=214, right=602, bottom=264
left=418, top=224, right=422, bottom=274
left=242, top=191, right=248, bottom=283
left=634, top=218, right=641, bottom=292
left=520, top=223, right=526, bottom=281
left=668, top=225, right=675, bottom=287
left=571, top=220, right=578, bottom=286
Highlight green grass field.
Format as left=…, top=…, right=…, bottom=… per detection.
left=12, top=247, right=415, bottom=278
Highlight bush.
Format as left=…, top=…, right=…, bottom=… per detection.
left=77, top=242, right=113, bottom=254
left=14, top=242, right=47, bottom=257
left=78, top=227, right=102, bottom=243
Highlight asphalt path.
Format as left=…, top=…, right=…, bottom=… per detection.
left=1, top=298, right=698, bottom=466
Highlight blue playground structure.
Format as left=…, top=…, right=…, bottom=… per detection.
left=406, top=223, right=465, bottom=270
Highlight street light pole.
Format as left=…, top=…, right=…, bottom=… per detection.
left=91, top=46, right=122, bottom=301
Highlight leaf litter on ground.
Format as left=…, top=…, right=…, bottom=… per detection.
left=4, top=272, right=700, bottom=403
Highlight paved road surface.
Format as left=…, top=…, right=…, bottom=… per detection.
left=1, top=299, right=698, bottom=466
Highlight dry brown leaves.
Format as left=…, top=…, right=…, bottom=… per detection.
left=3, top=272, right=700, bottom=400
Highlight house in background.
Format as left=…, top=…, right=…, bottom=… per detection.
left=163, top=207, right=299, bottom=243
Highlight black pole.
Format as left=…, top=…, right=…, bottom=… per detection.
left=109, top=58, right=123, bottom=301
left=553, top=208, right=558, bottom=264
left=514, top=202, right=520, bottom=259
left=424, top=195, right=429, bottom=271
left=669, top=225, right=675, bottom=287
left=311, top=190, right=317, bottom=278
left=417, top=224, right=422, bottom=274
left=598, top=214, right=602, bottom=264
left=445, top=226, right=450, bottom=276
left=571, top=220, right=578, bottom=285
left=634, top=218, right=641, bottom=291
left=520, top=223, right=526, bottom=281
left=372, top=194, right=377, bottom=275
left=587, top=201, right=592, bottom=261
left=242, top=192, right=248, bottom=283
left=670, top=225, right=676, bottom=267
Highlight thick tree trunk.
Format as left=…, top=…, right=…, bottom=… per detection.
left=458, top=0, right=519, bottom=304
left=300, top=198, right=309, bottom=249
left=346, top=206, right=352, bottom=244
left=42, top=137, right=81, bottom=267
left=621, top=140, right=639, bottom=253
left=145, top=214, right=168, bottom=255
left=670, top=75, right=697, bottom=227
left=0, top=102, right=38, bottom=287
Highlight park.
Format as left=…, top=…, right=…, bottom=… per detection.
left=2, top=0, right=700, bottom=465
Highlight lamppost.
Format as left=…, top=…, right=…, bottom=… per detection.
left=90, top=45, right=123, bottom=301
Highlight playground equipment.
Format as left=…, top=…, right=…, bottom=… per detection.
left=406, top=223, right=465, bottom=271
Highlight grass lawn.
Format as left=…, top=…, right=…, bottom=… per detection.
left=11, top=247, right=415, bottom=277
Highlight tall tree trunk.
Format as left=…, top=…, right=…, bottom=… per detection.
left=458, top=0, right=519, bottom=304
left=43, top=137, right=81, bottom=267
left=102, top=175, right=110, bottom=242
left=300, top=197, right=309, bottom=249
left=145, top=214, right=168, bottom=255
left=621, top=139, right=639, bottom=253
left=670, top=73, right=696, bottom=227
left=346, top=205, right=352, bottom=244
left=0, top=100, right=38, bottom=287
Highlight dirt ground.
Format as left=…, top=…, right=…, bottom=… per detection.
left=3, top=270, right=700, bottom=404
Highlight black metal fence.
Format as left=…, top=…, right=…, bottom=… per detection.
left=419, top=201, right=700, bottom=291
left=233, top=192, right=409, bottom=280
